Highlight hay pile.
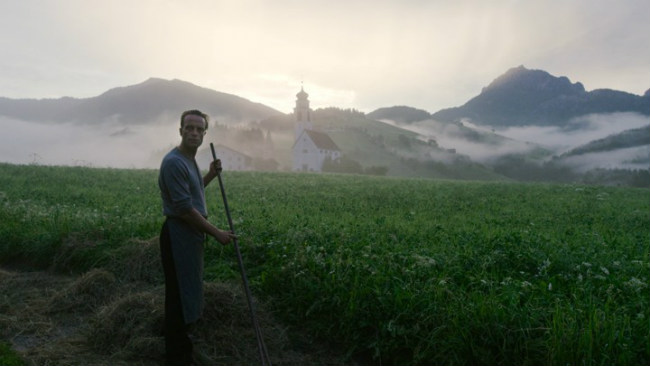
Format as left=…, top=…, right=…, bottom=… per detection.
left=46, top=269, right=117, bottom=313
left=87, top=289, right=165, bottom=361
left=0, top=238, right=350, bottom=366
left=105, top=238, right=165, bottom=284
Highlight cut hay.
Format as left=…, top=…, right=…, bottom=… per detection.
left=0, top=268, right=13, bottom=281
left=46, top=268, right=117, bottom=313
left=84, top=282, right=293, bottom=365
left=193, top=282, right=288, bottom=365
left=87, top=289, right=164, bottom=361
left=49, top=235, right=163, bottom=285
left=1, top=236, right=353, bottom=366
left=50, top=233, right=101, bottom=273
left=0, top=270, right=69, bottom=337
left=105, top=237, right=163, bottom=284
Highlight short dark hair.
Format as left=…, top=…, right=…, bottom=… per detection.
left=180, top=110, right=209, bottom=130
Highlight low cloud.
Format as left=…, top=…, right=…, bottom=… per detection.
left=494, top=112, right=649, bottom=153
left=0, top=116, right=286, bottom=170
left=0, top=117, right=181, bottom=168
left=3, top=111, right=647, bottom=173
left=376, top=112, right=650, bottom=171
left=560, top=145, right=650, bottom=172
left=378, top=118, right=537, bottom=163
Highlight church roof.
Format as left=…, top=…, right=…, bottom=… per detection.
left=294, top=129, right=341, bottom=151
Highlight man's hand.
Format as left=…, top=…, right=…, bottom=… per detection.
left=214, top=229, right=237, bottom=245
left=204, top=159, right=222, bottom=186
left=209, top=159, right=223, bottom=176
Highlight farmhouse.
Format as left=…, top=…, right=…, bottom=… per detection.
left=292, top=87, right=341, bottom=172
left=212, top=144, right=252, bottom=171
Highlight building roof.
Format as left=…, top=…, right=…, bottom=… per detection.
left=307, top=129, right=340, bottom=151
left=214, top=144, right=252, bottom=160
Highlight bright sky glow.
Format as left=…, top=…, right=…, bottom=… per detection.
left=1, top=0, right=648, bottom=113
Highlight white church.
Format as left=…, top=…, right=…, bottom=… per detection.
left=292, top=87, right=341, bottom=172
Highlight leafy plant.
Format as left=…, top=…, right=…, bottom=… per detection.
left=0, top=342, right=25, bottom=366
left=1, top=163, right=648, bottom=365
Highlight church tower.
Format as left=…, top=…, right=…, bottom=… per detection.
left=291, top=84, right=341, bottom=172
left=294, top=86, right=313, bottom=139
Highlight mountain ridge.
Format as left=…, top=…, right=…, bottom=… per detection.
left=366, top=106, right=432, bottom=124
left=0, top=77, right=283, bottom=125
left=1, top=68, right=647, bottom=186
left=428, top=65, right=649, bottom=127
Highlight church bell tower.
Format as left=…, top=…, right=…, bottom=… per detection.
left=294, top=85, right=313, bottom=139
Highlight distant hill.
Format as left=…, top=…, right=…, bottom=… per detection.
left=0, top=78, right=283, bottom=125
left=319, top=108, right=507, bottom=180
left=561, top=125, right=650, bottom=157
left=1, top=72, right=646, bottom=185
left=430, top=66, right=650, bottom=127
left=366, top=106, right=431, bottom=124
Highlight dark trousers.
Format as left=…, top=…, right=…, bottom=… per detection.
left=160, top=220, right=194, bottom=365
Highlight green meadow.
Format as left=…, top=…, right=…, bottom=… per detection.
left=1, top=163, right=648, bottom=365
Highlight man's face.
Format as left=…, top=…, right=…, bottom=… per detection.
left=179, top=114, right=207, bottom=150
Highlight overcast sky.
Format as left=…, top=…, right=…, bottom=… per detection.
left=1, top=0, right=649, bottom=114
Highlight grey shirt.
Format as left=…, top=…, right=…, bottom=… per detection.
left=158, top=147, right=207, bottom=324
left=159, top=147, right=207, bottom=218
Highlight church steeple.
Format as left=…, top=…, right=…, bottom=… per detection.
left=294, top=84, right=313, bottom=138
left=294, top=85, right=311, bottom=122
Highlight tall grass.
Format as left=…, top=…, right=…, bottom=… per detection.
left=0, top=164, right=161, bottom=269
left=1, top=163, right=648, bottom=365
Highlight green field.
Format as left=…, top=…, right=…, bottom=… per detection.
left=1, top=163, right=648, bottom=365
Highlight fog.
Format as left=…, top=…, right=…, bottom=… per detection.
left=0, top=117, right=291, bottom=170
left=376, top=112, right=650, bottom=171
left=561, top=145, right=650, bottom=172
left=2, top=111, right=647, bottom=172
left=378, top=118, right=538, bottom=162
left=0, top=117, right=182, bottom=168
left=492, top=112, right=650, bottom=153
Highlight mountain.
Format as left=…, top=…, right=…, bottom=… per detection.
left=1, top=73, right=647, bottom=185
left=364, top=67, right=648, bottom=185
left=0, top=78, right=283, bottom=125
left=430, top=66, right=650, bottom=127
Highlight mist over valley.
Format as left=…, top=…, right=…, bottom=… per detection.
left=1, top=67, right=648, bottom=186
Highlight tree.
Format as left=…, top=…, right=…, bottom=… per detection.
left=398, top=134, right=411, bottom=149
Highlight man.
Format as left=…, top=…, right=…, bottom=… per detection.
left=158, top=109, right=236, bottom=366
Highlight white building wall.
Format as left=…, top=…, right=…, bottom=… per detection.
left=292, top=132, right=342, bottom=172
left=294, top=121, right=313, bottom=142
left=293, top=133, right=321, bottom=171
left=214, top=146, right=250, bottom=171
